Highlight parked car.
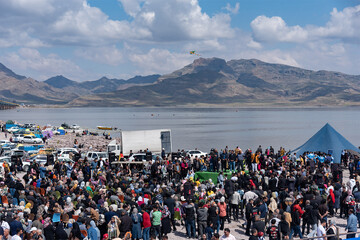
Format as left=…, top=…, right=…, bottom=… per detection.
left=7, top=126, right=20, bottom=133
left=11, top=134, right=24, bottom=143
left=22, top=123, right=36, bottom=129
left=128, top=153, right=163, bottom=162
left=29, top=154, right=48, bottom=165
left=71, top=124, right=80, bottom=129
left=57, top=148, right=79, bottom=158
left=19, top=135, right=43, bottom=144
left=0, top=140, right=11, bottom=146
left=186, top=150, right=207, bottom=159
left=86, top=152, right=108, bottom=161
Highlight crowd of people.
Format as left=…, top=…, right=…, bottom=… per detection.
left=0, top=144, right=359, bottom=240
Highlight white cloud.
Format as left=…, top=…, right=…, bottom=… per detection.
left=75, top=46, right=123, bottom=66
left=131, top=0, right=234, bottom=41
left=118, top=0, right=142, bottom=17
left=129, top=48, right=193, bottom=75
left=0, top=0, right=234, bottom=48
left=313, top=6, right=360, bottom=41
left=251, top=16, right=308, bottom=43
left=1, top=48, right=84, bottom=80
left=224, top=2, right=240, bottom=14
left=251, top=5, right=360, bottom=44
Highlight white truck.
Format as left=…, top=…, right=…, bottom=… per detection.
left=107, top=129, right=172, bottom=157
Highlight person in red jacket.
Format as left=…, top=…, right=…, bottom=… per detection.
left=142, top=207, right=151, bottom=240
left=328, top=189, right=335, bottom=216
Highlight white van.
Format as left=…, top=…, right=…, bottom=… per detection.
left=86, top=152, right=108, bottom=161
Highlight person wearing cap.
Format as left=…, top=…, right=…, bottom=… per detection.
left=220, top=228, right=236, bottom=240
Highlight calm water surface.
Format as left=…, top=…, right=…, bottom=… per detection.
left=0, top=107, right=359, bottom=152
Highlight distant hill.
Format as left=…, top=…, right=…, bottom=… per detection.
left=69, top=57, right=360, bottom=107
left=1, top=58, right=360, bottom=106
left=45, top=75, right=78, bottom=89
left=0, top=62, right=159, bottom=104
left=0, top=65, right=77, bottom=104
left=45, top=74, right=160, bottom=94
left=0, top=63, right=26, bottom=80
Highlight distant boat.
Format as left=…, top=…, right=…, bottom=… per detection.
left=97, top=126, right=116, bottom=130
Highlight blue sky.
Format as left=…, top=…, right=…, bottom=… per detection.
left=0, top=0, right=359, bottom=81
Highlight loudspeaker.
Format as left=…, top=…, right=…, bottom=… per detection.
left=109, top=152, right=116, bottom=163
left=74, top=153, right=81, bottom=162
left=47, top=154, right=54, bottom=165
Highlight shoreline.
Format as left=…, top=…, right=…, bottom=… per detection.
left=14, top=104, right=360, bottom=110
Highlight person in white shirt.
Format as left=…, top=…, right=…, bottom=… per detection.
left=11, top=228, right=22, bottom=240
left=220, top=228, right=236, bottom=240
left=316, top=219, right=327, bottom=240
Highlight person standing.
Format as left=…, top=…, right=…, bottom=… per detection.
left=316, top=219, right=326, bottom=240
left=164, top=195, right=177, bottom=231
left=185, top=199, right=196, bottom=239
left=230, top=190, right=241, bottom=221
left=197, top=201, right=209, bottom=238
left=218, top=197, right=227, bottom=231
left=151, top=206, right=162, bottom=239
left=245, top=199, right=254, bottom=236
left=346, top=209, right=357, bottom=239
left=141, top=207, right=151, bottom=240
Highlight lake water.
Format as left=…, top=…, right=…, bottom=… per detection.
left=0, top=107, right=359, bottom=152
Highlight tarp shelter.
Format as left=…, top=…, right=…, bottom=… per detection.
left=293, top=123, right=359, bottom=164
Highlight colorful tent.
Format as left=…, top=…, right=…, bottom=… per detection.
left=292, top=123, right=359, bottom=163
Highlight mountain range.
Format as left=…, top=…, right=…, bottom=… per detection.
left=0, top=58, right=360, bottom=107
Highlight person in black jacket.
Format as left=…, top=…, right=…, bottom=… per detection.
left=249, top=228, right=259, bottom=240
left=245, top=199, right=254, bottom=236
left=278, top=215, right=290, bottom=240
left=267, top=219, right=280, bottom=240
left=164, top=195, right=177, bottom=231
left=289, top=205, right=303, bottom=239
left=253, top=215, right=265, bottom=234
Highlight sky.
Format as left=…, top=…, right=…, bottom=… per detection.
left=0, top=0, right=359, bottom=81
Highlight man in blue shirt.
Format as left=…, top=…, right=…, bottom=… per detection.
left=346, top=209, right=357, bottom=239
left=9, top=215, right=23, bottom=236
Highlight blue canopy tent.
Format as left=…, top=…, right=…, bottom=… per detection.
left=292, top=123, right=359, bottom=163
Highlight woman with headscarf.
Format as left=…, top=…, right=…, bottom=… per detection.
left=43, top=217, right=55, bottom=240
left=268, top=193, right=278, bottom=221
left=64, top=197, right=74, bottom=213
left=107, top=215, right=120, bottom=239
left=90, top=220, right=100, bottom=240
left=131, top=208, right=143, bottom=240
left=161, top=205, right=172, bottom=237
left=69, top=222, right=83, bottom=240
left=56, top=222, right=69, bottom=240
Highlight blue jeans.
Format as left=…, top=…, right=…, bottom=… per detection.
left=229, top=161, right=235, bottom=172
left=143, top=227, right=150, bottom=240
left=290, top=225, right=303, bottom=239
left=186, top=219, right=196, bottom=238
left=9, top=188, right=16, bottom=197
